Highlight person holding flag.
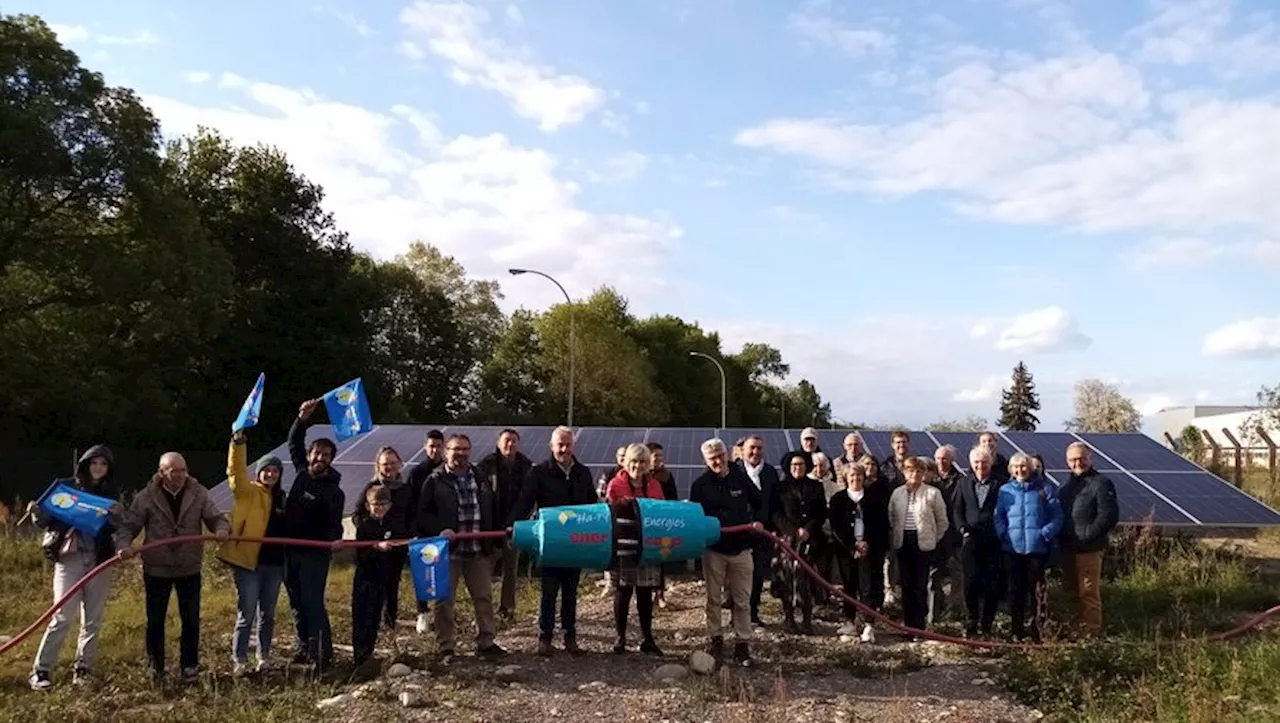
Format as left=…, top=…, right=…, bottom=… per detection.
left=217, top=427, right=288, bottom=677
left=27, top=445, right=122, bottom=690
left=282, top=397, right=346, bottom=673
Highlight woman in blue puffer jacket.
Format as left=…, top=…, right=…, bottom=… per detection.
left=994, top=453, right=1063, bottom=642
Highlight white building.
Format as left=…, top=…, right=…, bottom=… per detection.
left=1150, top=405, right=1278, bottom=463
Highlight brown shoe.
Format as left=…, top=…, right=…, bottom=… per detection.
left=537, top=640, right=555, bottom=657
left=564, top=638, right=585, bottom=656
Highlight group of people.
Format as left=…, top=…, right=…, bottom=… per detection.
left=25, top=413, right=1119, bottom=691
left=724, top=428, right=1120, bottom=645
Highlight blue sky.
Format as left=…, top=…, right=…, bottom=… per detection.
left=24, top=0, right=1280, bottom=429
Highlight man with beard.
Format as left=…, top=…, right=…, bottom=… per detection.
left=408, top=429, right=445, bottom=634
left=282, top=399, right=345, bottom=672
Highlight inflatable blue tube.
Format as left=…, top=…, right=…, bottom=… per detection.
left=636, top=498, right=721, bottom=565
left=512, top=503, right=613, bottom=569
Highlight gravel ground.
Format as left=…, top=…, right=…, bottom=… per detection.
left=318, top=577, right=1044, bottom=723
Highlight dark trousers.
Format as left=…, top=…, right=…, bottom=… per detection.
left=897, top=532, right=931, bottom=630
left=750, top=538, right=772, bottom=621
left=285, top=550, right=333, bottom=665
left=538, top=567, right=581, bottom=642
left=775, top=548, right=817, bottom=624
left=382, top=548, right=407, bottom=627
left=351, top=573, right=385, bottom=664
left=1006, top=552, right=1047, bottom=637
left=614, top=585, right=655, bottom=641
left=144, top=573, right=201, bottom=674
left=962, top=534, right=1003, bottom=631
left=834, top=547, right=887, bottom=620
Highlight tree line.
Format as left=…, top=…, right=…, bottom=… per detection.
left=0, top=14, right=834, bottom=456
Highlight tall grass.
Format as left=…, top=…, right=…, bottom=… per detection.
left=1004, top=523, right=1280, bottom=722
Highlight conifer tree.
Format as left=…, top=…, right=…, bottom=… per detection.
left=998, top=362, right=1041, bottom=431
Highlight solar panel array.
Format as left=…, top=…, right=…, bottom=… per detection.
left=208, top=426, right=1280, bottom=528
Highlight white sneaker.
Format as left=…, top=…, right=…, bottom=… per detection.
left=860, top=624, right=875, bottom=644
left=232, top=662, right=248, bottom=678
left=29, top=671, right=52, bottom=691
left=256, top=658, right=270, bottom=674
left=416, top=613, right=432, bottom=634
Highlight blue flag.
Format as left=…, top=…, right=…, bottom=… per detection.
left=36, top=479, right=115, bottom=537
left=407, top=536, right=452, bottom=602
left=232, top=373, right=266, bottom=432
left=323, top=377, right=373, bottom=442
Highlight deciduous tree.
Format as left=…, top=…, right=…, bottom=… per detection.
left=1064, top=379, right=1141, bottom=433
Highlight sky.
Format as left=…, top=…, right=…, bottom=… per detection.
left=23, top=0, right=1280, bottom=431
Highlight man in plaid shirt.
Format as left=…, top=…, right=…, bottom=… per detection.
left=416, top=433, right=508, bottom=664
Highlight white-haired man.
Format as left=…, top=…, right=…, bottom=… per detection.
left=509, top=426, right=597, bottom=656
left=951, top=446, right=1005, bottom=637
left=1060, top=442, right=1119, bottom=638
left=116, top=452, right=229, bottom=683
left=690, top=438, right=762, bottom=667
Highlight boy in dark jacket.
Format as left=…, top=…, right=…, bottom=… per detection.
left=352, top=485, right=398, bottom=672
left=283, top=399, right=346, bottom=671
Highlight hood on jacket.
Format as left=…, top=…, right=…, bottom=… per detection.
left=75, top=444, right=116, bottom=489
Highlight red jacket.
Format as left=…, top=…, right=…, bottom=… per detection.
left=605, top=471, right=665, bottom=504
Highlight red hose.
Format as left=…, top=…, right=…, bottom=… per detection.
left=2, top=526, right=1275, bottom=659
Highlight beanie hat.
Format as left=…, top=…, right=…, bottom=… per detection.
left=257, top=455, right=284, bottom=476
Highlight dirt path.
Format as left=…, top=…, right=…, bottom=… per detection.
left=323, top=577, right=1044, bottom=723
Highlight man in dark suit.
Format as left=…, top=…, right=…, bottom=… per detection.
left=737, top=435, right=780, bottom=627
left=952, top=446, right=1005, bottom=637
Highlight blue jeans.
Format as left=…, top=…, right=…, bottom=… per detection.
left=285, top=551, right=333, bottom=665
left=538, top=567, right=581, bottom=642
left=232, top=564, right=284, bottom=664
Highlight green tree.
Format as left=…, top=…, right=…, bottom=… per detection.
left=998, top=361, right=1042, bottom=431
left=397, top=241, right=504, bottom=361
left=1064, top=379, right=1141, bottom=433
left=1177, top=425, right=1206, bottom=463
left=628, top=315, right=728, bottom=426
left=784, top=380, right=832, bottom=428
left=534, top=289, right=667, bottom=426
left=1241, top=383, right=1280, bottom=445
left=927, top=415, right=989, bottom=432
left=472, top=309, right=547, bottom=423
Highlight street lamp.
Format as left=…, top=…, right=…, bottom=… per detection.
left=509, top=268, right=575, bottom=428
left=688, top=351, right=726, bottom=430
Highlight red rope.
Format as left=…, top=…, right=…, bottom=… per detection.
left=2, top=526, right=1275, bottom=659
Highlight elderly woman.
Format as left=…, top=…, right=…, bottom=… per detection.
left=218, top=430, right=288, bottom=677
left=770, top=455, right=827, bottom=634
left=995, top=452, right=1064, bottom=642
left=605, top=443, right=665, bottom=655
left=351, top=446, right=411, bottom=631
left=888, top=456, right=950, bottom=633
left=828, top=463, right=890, bottom=642
left=809, top=451, right=842, bottom=598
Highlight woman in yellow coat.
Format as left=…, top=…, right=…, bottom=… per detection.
left=218, top=429, right=287, bottom=677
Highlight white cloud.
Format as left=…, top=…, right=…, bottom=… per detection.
left=182, top=70, right=212, bottom=85
left=399, top=1, right=606, bottom=132
left=1202, top=317, right=1280, bottom=358
left=1194, top=390, right=1214, bottom=402
left=735, top=8, right=1280, bottom=241
left=952, top=375, right=1003, bottom=403
left=97, top=29, right=160, bottom=46
left=1136, top=393, right=1178, bottom=418
left=987, top=306, right=1091, bottom=354
left=49, top=24, right=90, bottom=43
left=1244, top=240, right=1280, bottom=267
left=506, top=5, right=524, bottom=25
left=1121, top=236, right=1225, bottom=268
left=333, top=11, right=375, bottom=38
left=398, top=41, right=426, bottom=61
left=139, top=76, right=681, bottom=312
left=634, top=100, right=651, bottom=114
left=1126, top=0, right=1280, bottom=78
left=587, top=151, right=649, bottom=183
left=788, top=0, right=896, bottom=58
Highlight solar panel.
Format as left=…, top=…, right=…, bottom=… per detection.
left=205, top=425, right=1280, bottom=528
left=718, top=428, right=792, bottom=465
left=856, top=430, right=896, bottom=461
left=1108, top=473, right=1197, bottom=525
left=1000, top=432, right=1119, bottom=471
left=1079, top=433, right=1203, bottom=473
left=1132, top=472, right=1280, bottom=526
left=644, top=428, right=717, bottom=466
left=575, top=427, right=646, bottom=466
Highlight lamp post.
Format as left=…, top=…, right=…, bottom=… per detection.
left=509, top=268, right=575, bottom=428
left=688, top=351, right=726, bottom=430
